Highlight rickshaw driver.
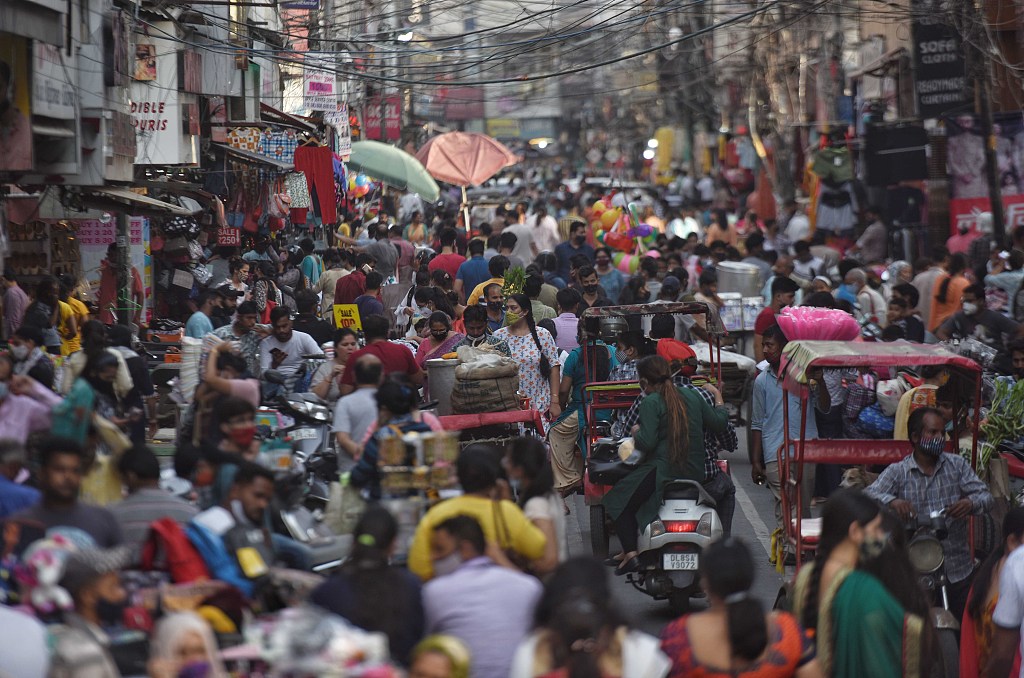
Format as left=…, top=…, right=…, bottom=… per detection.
left=865, top=406, right=993, bottom=620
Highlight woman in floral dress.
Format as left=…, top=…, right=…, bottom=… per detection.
left=493, top=293, right=561, bottom=430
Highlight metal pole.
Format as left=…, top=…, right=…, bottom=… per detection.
left=116, top=212, right=131, bottom=327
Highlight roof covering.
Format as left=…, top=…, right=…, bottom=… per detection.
left=782, top=340, right=981, bottom=386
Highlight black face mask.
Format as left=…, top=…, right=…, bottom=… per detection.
left=583, top=284, right=599, bottom=294
left=431, top=331, right=448, bottom=340
left=573, top=235, right=586, bottom=246
left=96, top=598, right=127, bottom=627
left=487, top=301, right=503, bottom=312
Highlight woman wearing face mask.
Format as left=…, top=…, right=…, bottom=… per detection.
left=505, top=437, right=568, bottom=574
left=225, top=257, right=250, bottom=299
left=312, top=327, right=359, bottom=404
left=660, top=538, right=822, bottom=678
left=310, top=505, right=425, bottom=666
left=603, top=355, right=728, bottom=576
left=199, top=396, right=260, bottom=509
left=61, top=320, right=133, bottom=399
left=593, top=247, right=625, bottom=304
left=148, top=612, right=228, bottom=678
left=415, top=311, right=465, bottom=368
left=493, top=294, right=562, bottom=427
left=548, top=324, right=615, bottom=498
left=250, top=261, right=282, bottom=322
left=792, top=489, right=925, bottom=678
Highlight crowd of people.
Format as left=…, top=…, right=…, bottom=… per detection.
left=2, top=179, right=1024, bottom=677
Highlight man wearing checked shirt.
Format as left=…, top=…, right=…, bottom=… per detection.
left=866, top=406, right=993, bottom=620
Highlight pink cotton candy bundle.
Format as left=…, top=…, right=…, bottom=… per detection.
left=776, top=306, right=861, bottom=341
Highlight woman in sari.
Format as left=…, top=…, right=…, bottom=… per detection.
left=792, top=488, right=924, bottom=678
left=415, top=311, right=465, bottom=367
left=961, top=507, right=1024, bottom=677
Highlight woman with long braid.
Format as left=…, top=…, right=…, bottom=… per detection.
left=603, top=355, right=729, bottom=576
left=493, top=293, right=561, bottom=428
left=791, top=489, right=924, bottom=678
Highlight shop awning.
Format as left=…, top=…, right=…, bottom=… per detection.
left=80, top=187, right=199, bottom=216
left=260, top=103, right=317, bottom=134
left=213, top=143, right=294, bottom=171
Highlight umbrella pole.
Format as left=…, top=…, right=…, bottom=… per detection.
left=461, top=185, right=471, bottom=232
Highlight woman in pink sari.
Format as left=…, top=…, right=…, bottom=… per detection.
left=415, top=311, right=465, bottom=367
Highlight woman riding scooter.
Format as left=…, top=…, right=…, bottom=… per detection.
left=603, top=355, right=729, bottom=576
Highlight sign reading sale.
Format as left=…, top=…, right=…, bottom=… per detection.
left=333, top=304, right=362, bottom=330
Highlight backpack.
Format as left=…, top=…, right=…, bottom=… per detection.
left=186, top=522, right=254, bottom=598
left=140, top=518, right=210, bottom=584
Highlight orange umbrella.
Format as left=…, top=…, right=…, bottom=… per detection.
left=416, top=132, right=519, bottom=187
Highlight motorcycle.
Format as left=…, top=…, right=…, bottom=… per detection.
left=906, top=508, right=960, bottom=678
left=257, top=444, right=349, bottom=574
left=588, top=436, right=723, bottom=613
left=263, top=369, right=336, bottom=505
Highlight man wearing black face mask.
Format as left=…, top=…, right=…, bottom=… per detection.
left=483, top=283, right=505, bottom=333
left=554, top=220, right=594, bottom=282
left=51, top=544, right=133, bottom=675
left=577, top=266, right=612, bottom=311
left=454, top=305, right=511, bottom=356
left=865, top=406, right=993, bottom=618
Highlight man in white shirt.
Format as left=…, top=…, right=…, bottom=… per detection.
left=333, top=355, right=382, bottom=457
left=782, top=199, right=811, bottom=243
left=531, top=206, right=561, bottom=253
left=260, top=306, right=322, bottom=389
left=501, top=219, right=537, bottom=263
left=792, top=241, right=826, bottom=281
left=697, top=174, right=715, bottom=203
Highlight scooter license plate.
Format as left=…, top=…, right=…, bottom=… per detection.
left=291, top=428, right=319, bottom=441
left=663, top=553, right=699, bottom=570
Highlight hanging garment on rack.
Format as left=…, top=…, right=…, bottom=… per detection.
left=815, top=182, right=859, bottom=234
left=811, top=147, right=854, bottom=185
left=294, top=145, right=337, bottom=225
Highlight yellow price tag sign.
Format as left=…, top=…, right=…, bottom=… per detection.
left=333, top=303, right=363, bottom=330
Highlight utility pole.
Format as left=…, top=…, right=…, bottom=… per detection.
left=976, top=52, right=1005, bottom=244
left=116, top=212, right=131, bottom=327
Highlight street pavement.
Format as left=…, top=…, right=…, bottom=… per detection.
left=564, top=427, right=786, bottom=636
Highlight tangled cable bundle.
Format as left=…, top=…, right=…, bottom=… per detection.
left=775, top=306, right=861, bottom=342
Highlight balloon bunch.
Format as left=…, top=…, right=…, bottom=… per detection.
left=589, top=199, right=660, bottom=273
left=347, top=173, right=372, bottom=198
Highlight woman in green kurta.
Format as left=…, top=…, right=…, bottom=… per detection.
left=603, top=355, right=729, bottom=576
left=792, top=489, right=924, bottom=678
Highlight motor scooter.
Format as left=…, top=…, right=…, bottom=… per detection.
left=906, top=508, right=961, bottom=678
left=588, top=436, right=723, bottom=613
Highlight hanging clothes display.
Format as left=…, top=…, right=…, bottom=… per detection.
left=294, top=145, right=338, bottom=225
left=815, top=182, right=859, bottom=235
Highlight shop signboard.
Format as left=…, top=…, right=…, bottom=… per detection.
left=333, top=303, right=362, bottom=330
left=130, top=27, right=192, bottom=165
left=303, top=58, right=337, bottom=111
left=911, top=0, right=969, bottom=119
left=949, top=195, right=1024, bottom=235
left=486, top=118, right=521, bottom=139
left=33, top=43, right=76, bottom=120
left=217, top=225, right=242, bottom=246
left=0, top=34, right=34, bottom=172
left=444, top=87, right=484, bottom=121
left=282, top=0, right=319, bottom=8
left=324, top=102, right=351, bottom=156
left=364, top=96, right=400, bottom=141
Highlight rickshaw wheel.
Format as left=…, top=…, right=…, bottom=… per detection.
left=589, top=504, right=609, bottom=557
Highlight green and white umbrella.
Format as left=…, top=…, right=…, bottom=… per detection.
left=347, top=140, right=440, bottom=201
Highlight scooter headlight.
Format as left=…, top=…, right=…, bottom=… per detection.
left=650, top=519, right=666, bottom=538
left=696, top=512, right=713, bottom=537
